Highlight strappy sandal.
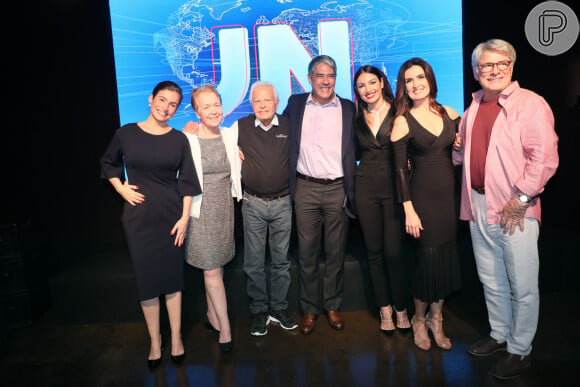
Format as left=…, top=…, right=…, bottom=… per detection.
left=379, top=306, right=395, bottom=335
left=425, top=314, right=452, bottom=350
left=395, top=309, right=411, bottom=334
left=411, top=316, right=431, bottom=350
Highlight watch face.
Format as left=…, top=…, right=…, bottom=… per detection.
left=518, top=194, right=530, bottom=203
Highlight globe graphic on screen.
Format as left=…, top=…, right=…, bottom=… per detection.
left=153, top=0, right=409, bottom=89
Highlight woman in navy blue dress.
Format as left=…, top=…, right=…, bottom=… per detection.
left=101, top=81, right=201, bottom=369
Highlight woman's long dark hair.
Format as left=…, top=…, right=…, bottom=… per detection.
left=353, top=65, right=394, bottom=120
left=394, top=58, right=445, bottom=118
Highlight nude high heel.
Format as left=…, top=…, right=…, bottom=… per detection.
left=411, top=316, right=431, bottom=351
left=425, top=313, right=452, bottom=350
left=379, top=306, right=395, bottom=335
left=395, top=309, right=411, bottom=334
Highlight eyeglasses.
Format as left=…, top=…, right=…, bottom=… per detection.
left=478, top=61, right=511, bottom=73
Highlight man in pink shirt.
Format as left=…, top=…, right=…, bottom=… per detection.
left=453, top=39, right=558, bottom=380
left=284, top=55, right=357, bottom=335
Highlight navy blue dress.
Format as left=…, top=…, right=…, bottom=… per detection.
left=101, top=123, right=201, bottom=300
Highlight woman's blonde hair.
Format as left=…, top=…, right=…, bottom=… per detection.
left=190, top=85, right=222, bottom=112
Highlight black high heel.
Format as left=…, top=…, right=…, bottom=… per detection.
left=148, top=341, right=164, bottom=370
left=171, top=334, right=185, bottom=364
left=171, top=352, right=185, bottom=365
left=205, top=320, right=220, bottom=334
left=148, top=357, right=162, bottom=370
left=219, top=341, right=233, bottom=353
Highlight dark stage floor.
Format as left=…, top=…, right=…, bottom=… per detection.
left=1, top=291, right=579, bottom=387
left=1, top=225, right=579, bottom=386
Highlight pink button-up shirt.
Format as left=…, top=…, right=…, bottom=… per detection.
left=453, top=81, right=559, bottom=224
left=297, top=94, right=344, bottom=179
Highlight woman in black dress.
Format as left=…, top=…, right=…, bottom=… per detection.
left=353, top=65, right=410, bottom=335
left=100, top=81, right=201, bottom=368
left=390, top=59, right=462, bottom=350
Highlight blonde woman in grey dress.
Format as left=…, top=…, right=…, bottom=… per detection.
left=184, top=85, right=242, bottom=352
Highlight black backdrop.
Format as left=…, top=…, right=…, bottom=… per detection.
left=4, top=1, right=578, bottom=282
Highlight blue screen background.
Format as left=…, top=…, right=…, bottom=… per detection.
left=109, top=0, right=463, bottom=129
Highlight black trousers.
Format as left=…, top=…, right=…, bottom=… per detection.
left=354, top=174, right=409, bottom=310
left=294, top=178, right=348, bottom=314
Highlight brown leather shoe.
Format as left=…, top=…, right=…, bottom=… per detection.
left=299, top=314, right=318, bottom=335
left=327, top=310, right=345, bottom=330
left=492, top=352, right=531, bottom=380
left=468, top=337, right=506, bottom=357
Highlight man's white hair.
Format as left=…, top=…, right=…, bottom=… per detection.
left=249, top=81, right=279, bottom=103
left=471, top=38, right=517, bottom=70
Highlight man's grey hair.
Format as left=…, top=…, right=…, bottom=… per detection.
left=249, top=81, right=279, bottom=103
left=308, top=55, right=337, bottom=77
left=471, top=39, right=517, bottom=70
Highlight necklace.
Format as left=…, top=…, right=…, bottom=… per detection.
left=368, top=99, right=387, bottom=114
left=367, top=99, right=387, bottom=137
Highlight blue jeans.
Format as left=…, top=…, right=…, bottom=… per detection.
left=242, top=192, right=292, bottom=315
left=469, top=189, right=540, bottom=355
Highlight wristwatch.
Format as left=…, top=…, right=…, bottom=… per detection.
left=516, top=194, right=531, bottom=204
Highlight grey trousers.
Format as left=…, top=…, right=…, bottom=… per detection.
left=294, top=178, right=349, bottom=314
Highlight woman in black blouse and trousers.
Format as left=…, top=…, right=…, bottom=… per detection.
left=353, top=65, right=410, bottom=335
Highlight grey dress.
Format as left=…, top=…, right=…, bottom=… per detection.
left=185, top=136, right=235, bottom=269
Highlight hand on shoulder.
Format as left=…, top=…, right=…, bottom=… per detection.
left=183, top=121, right=199, bottom=135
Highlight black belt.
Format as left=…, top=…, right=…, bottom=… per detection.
left=473, top=187, right=485, bottom=194
left=297, top=172, right=343, bottom=185
left=245, top=189, right=288, bottom=201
